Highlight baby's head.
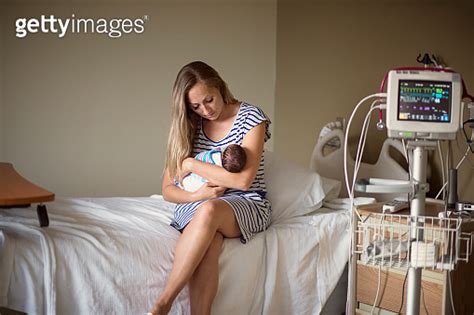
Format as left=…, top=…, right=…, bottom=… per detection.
left=222, top=144, right=246, bottom=173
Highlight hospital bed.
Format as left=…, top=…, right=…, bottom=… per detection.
left=0, top=151, right=350, bottom=315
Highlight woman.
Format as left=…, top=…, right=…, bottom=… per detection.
left=151, top=61, right=271, bottom=315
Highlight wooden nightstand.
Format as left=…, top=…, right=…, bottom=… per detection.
left=0, top=162, right=55, bottom=227
left=354, top=202, right=474, bottom=315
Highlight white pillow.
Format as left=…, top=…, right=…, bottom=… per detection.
left=264, top=151, right=340, bottom=222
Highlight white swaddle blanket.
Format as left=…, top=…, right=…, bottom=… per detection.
left=181, top=151, right=222, bottom=192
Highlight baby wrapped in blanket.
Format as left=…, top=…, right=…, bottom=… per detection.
left=179, top=144, right=247, bottom=192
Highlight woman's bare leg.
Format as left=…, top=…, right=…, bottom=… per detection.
left=151, top=200, right=240, bottom=315
left=189, top=232, right=224, bottom=315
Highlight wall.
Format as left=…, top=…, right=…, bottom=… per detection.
left=0, top=4, right=4, bottom=161
left=2, top=0, right=276, bottom=197
left=275, top=0, right=474, bottom=199
left=6, top=0, right=472, bottom=200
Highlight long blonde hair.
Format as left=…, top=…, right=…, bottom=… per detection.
left=165, top=61, right=237, bottom=179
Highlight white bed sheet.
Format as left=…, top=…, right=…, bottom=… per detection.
left=0, top=196, right=349, bottom=315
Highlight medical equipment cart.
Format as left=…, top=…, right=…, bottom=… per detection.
left=354, top=202, right=474, bottom=315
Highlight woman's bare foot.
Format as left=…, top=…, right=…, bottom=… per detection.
left=150, top=299, right=171, bottom=315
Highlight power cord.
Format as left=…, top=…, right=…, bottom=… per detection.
left=448, top=270, right=456, bottom=315
left=437, top=140, right=446, bottom=201
left=435, top=144, right=470, bottom=200
left=370, top=265, right=382, bottom=314
left=455, top=129, right=474, bottom=169
left=352, top=103, right=385, bottom=314
left=398, top=270, right=409, bottom=314
left=435, top=128, right=474, bottom=200
left=352, top=103, right=385, bottom=198
left=344, top=93, right=387, bottom=315
left=354, top=103, right=386, bottom=314
left=462, top=119, right=474, bottom=153
left=421, top=285, right=429, bottom=314
left=344, top=93, right=387, bottom=197
left=443, top=142, right=451, bottom=215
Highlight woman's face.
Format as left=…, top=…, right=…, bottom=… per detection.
left=187, top=82, right=225, bottom=121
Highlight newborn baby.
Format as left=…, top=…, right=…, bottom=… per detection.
left=180, top=144, right=247, bottom=192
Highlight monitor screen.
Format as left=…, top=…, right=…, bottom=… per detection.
left=397, top=80, right=452, bottom=123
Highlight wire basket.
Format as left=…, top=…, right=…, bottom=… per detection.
left=354, top=213, right=474, bottom=270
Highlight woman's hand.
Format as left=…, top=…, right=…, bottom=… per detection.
left=184, top=124, right=266, bottom=191
left=177, top=158, right=195, bottom=183
left=193, top=182, right=226, bottom=201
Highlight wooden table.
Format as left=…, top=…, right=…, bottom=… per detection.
left=0, top=162, right=54, bottom=226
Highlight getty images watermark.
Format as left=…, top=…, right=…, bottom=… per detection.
left=15, top=14, right=148, bottom=39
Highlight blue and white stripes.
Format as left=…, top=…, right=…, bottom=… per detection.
left=171, top=102, right=272, bottom=243
left=193, top=102, right=271, bottom=193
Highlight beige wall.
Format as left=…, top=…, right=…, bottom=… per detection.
left=2, top=1, right=276, bottom=197
left=4, top=0, right=473, bottom=200
left=275, top=0, right=474, bottom=200
left=0, top=4, right=4, bottom=161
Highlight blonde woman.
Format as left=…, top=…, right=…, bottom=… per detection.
left=151, top=61, right=271, bottom=315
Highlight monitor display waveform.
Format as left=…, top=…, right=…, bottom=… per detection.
left=397, top=80, right=451, bottom=123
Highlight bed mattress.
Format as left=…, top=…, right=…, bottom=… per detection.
left=0, top=196, right=349, bottom=315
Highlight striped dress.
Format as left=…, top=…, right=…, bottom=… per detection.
left=170, top=102, right=272, bottom=244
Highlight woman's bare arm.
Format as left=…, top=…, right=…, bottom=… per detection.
left=162, top=169, right=225, bottom=203
left=181, top=123, right=266, bottom=191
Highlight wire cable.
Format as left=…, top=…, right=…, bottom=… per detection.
left=344, top=93, right=387, bottom=197
left=421, top=285, right=429, bottom=314
left=437, top=141, right=446, bottom=200
left=370, top=212, right=387, bottom=315
left=346, top=102, right=385, bottom=315
left=435, top=121, right=474, bottom=200
left=398, top=270, right=409, bottom=314
left=350, top=104, right=385, bottom=222
left=352, top=104, right=384, bottom=199
left=370, top=265, right=382, bottom=314
left=435, top=145, right=470, bottom=200
left=444, top=142, right=451, bottom=212
left=347, top=104, right=385, bottom=314
left=353, top=101, right=379, bottom=180
left=455, top=129, right=474, bottom=169
left=448, top=270, right=456, bottom=315
left=344, top=93, right=387, bottom=315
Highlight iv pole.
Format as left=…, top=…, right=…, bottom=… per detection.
left=350, top=140, right=435, bottom=314
left=405, top=141, right=433, bottom=314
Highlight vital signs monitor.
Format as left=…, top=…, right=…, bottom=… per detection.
left=386, top=70, right=462, bottom=140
